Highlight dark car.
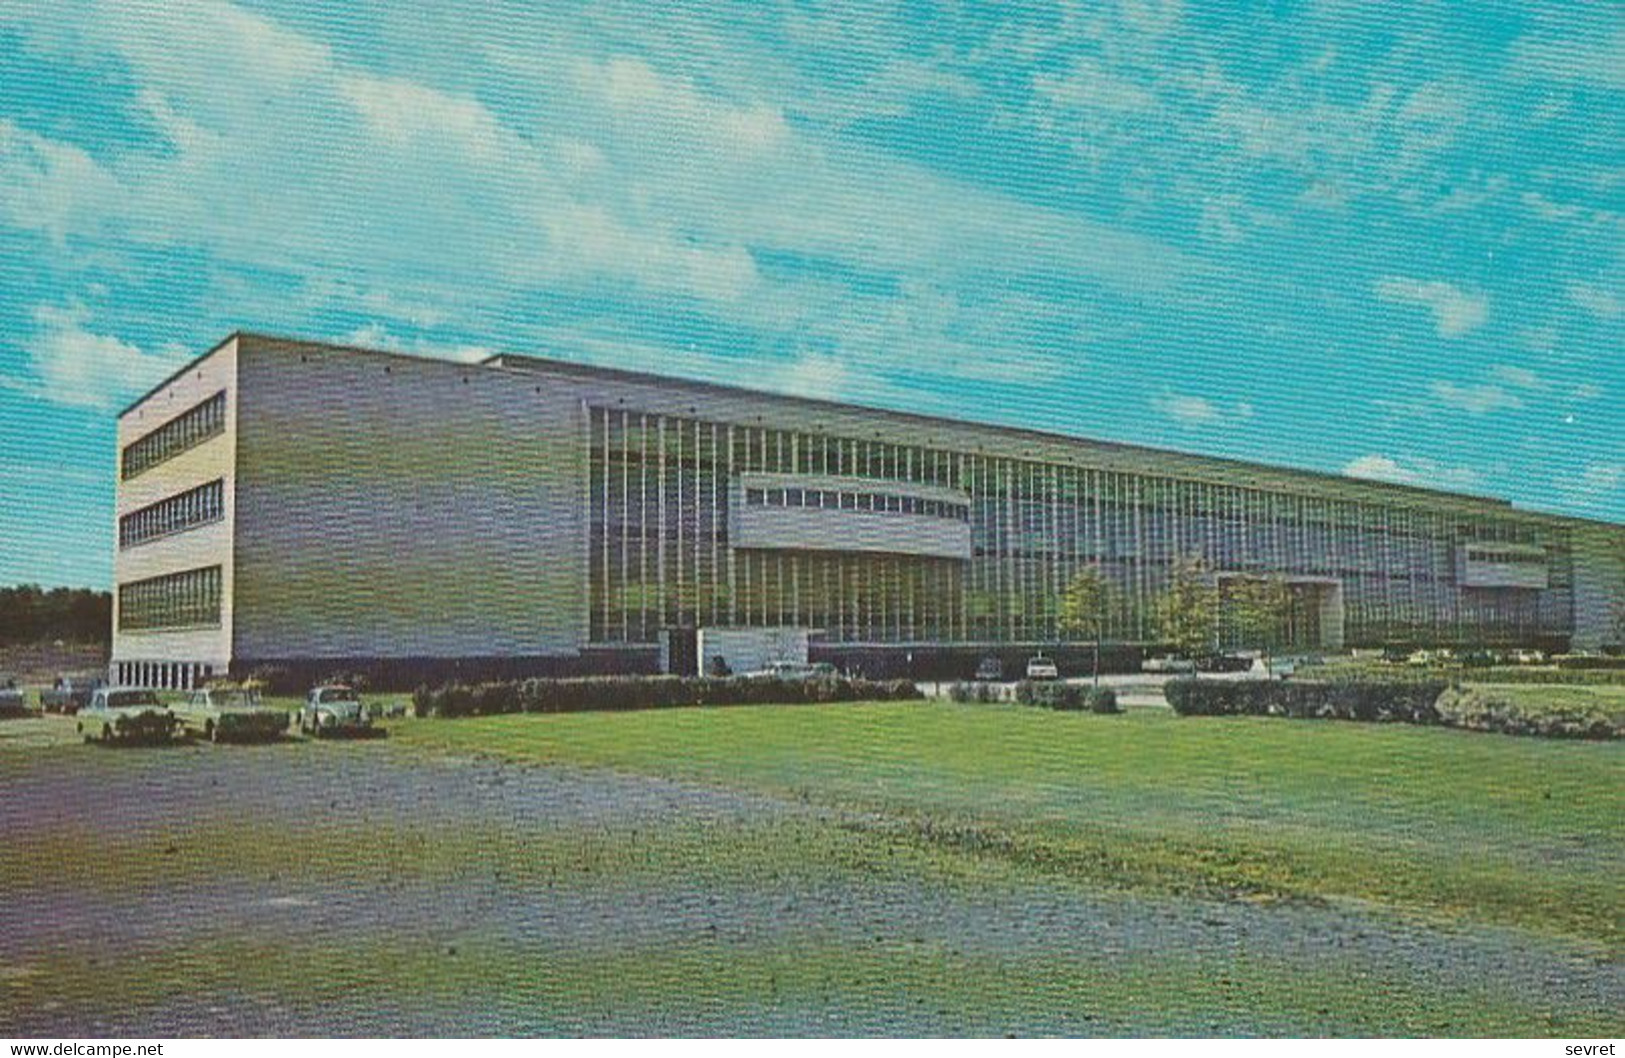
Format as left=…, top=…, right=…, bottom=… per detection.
left=1195, top=653, right=1252, bottom=673
left=0, top=677, right=28, bottom=719
left=41, top=674, right=106, bottom=715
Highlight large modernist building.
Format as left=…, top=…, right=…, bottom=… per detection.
left=111, top=333, right=1624, bottom=689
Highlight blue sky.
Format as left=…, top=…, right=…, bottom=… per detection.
left=1, top=0, right=1620, bottom=589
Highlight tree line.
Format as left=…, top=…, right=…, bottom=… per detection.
left=0, top=585, right=112, bottom=645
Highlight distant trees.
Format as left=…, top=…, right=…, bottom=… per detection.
left=0, top=585, right=112, bottom=645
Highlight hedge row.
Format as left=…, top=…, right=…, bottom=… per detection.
left=1551, top=654, right=1625, bottom=671
left=1416, top=666, right=1625, bottom=686
left=413, top=675, right=922, bottom=717
left=1163, top=679, right=1448, bottom=724
left=1434, top=687, right=1622, bottom=740
left=946, top=681, right=1004, bottom=705
left=1163, top=678, right=1622, bottom=739
left=948, top=681, right=1120, bottom=714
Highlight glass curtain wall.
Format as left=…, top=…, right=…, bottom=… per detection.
left=587, top=405, right=1571, bottom=647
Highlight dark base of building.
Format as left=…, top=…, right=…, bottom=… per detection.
left=809, top=643, right=1153, bottom=681
left=231, top=650, right=661, bottom=694
left=229, top=630, right=1581, bottom=691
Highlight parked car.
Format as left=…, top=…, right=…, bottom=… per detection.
left=75, top=687, right=180, bottom=744
left=1024, top=655, right=1060, bottom=680
left=175, top=685, right=289, bottom=743
left=742, top=661, right=840, bottom=680
left=1142, top=655, right=1196, bottom=674
left=974, top=656, right=1004, bottom=681
left=41, top=673, right=106, bottom=715
left=296, top=685, right=378, bottom=737
left=0, top=677, right=28, bottom=718
left=1194, top=653, right=1251, bottom=673
left=1510, top=648, right=1546, bottom=665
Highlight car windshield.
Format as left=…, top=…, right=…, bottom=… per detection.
left=318, top=688, right=359, bottom=704
left=107, top=690, right=161, bottom=708
left=214, top=691, right=262, bottom=708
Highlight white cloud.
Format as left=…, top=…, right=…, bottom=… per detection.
left=23, top=303, right=190, bottom=409
left=1032, top=57, right=1157, bottom=115
left=1374, top=277, right=1489, bottom=337
left=0, top=119, right=122, bottom=243
left=3, top=0, right=1193, bottom=405
left=771, top=352, right=855, bottom=403
left=1488, top=364, right=1546, bottom=390
left=1429, top=380, right=1522, bottom=415
left=1567, top=281, right=1623, bottom=320
left=1510, top=24, right=1625, bottom=90
left=1556, top=462, right=1624, bottom=513
left=1151, top=392, right=1254, bottom=427
left=342, top=323, right=491, bottom=364
left=1344, top=454, right=1481, bottom=491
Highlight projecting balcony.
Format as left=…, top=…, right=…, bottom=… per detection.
left=730, top=473, right=972, bottom=560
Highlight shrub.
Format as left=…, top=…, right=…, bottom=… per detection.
left=1434, top=687, right=1621, bottom=740
left=1086, top=687, right=1121, bottom=714
left=413, top=674, right=922, bottom=717
left=1014, top=681, right=1087, bottom=711
left=947, top=681, right=1002, bottom=704
left=243, top=665, right=296, bottom=695
left=1163, top=679, right=1446, bottom=724
left=320, top=670, right=372, bottom=693
left=1552, top=654, right=1625, bottom=671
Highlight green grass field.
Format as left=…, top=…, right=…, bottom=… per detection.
left=4, top=692, right=1622, bottom=1035
left=391, top=700, right=1625, bottom=946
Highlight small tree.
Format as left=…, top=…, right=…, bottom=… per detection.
left=1226, top=574, right=1292, bottom=675
left=1059, top=566, right=1112, bottom=688
left=1156, top=554, right=1218, bottom=661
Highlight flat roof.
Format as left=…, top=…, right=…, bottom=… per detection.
left=122, top=331, right=1622, bottom=531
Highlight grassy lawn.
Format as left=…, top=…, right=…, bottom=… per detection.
left=4, top=697, right=1621, bottom=1036
left=391, top=701, right=1624, bottom=947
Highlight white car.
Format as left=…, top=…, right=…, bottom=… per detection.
left=296, top=685, right=377, bottom=737
left=1142, top=655, right=1196, bottom=674
left=742, top=661, right=840, bottom=680
left=1024, top=656, right=1060, bottom=680
left=75, top=687, right=180, bottom=744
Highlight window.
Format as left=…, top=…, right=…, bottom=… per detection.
left=118, top=566, right=222, bottom=632
left=122, top=392, right=227, bottom=479
left=119, top=480, right=225, bottom=549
